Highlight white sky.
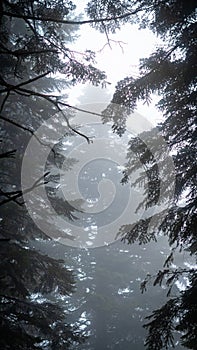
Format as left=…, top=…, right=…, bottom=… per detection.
left=68, top=3, right=163, bottom=125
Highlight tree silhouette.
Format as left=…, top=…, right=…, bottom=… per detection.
left=1, top=1, right=196, bottom=349
left=0, top=1, right=109, bottom=348
left=86, top=1, right=197, bottom=348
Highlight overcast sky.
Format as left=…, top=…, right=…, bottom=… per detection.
left=68, top=3, right=163, bottom=125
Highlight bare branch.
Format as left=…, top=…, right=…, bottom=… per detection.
left=0, top=91, right=10, bottom=113
left=14, top=86, right=100, bottom=143
left=0, top=49, right=58, bottom=56
left=0, top=71, right=51, bottom=94
left=0, top=115, right=54, bottom=149
left=0, top=75, right=113, bottom=145
left=0, top=150, right=16, bottom=158
left=57, top=106, right=94, bottom=144
left=3, top=7, right=144, bottom=26
left=0, top=172, right=50, bottom=207
left=0, top=188, right=23, bottom=206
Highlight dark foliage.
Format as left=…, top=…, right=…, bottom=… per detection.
left=1, top=0, right=196, bottom=349
left=86, top=0, right=197, bottom=349
left=0, top=1, right=108, bottom=348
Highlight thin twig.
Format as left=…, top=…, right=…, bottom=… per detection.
left=102, top=23, right=112, bottom=50
left=98, top=39, right=127, bottom=53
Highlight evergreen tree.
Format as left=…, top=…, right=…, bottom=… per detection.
left=0, top=1, right=107, bottom=348
left=86, top=1, right=197, bottom=348
left=1, top=0, right=196, bottom=348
